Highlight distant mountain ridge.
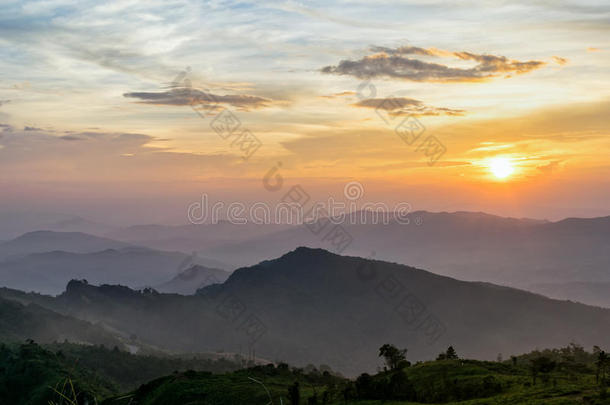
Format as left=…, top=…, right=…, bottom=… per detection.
left=5, top=247, right=610, bottom=375
left=0, top=247, right=190, bottom=295
left=528, top=281, right=610, bottom=308
left=1, top=210, right=609, bottom=303
left=105, top=221, right=290, bottom=255
left=156, top=265, right=230, bottom=295
left=0, top=230, right=132, bottom=261
left=0, top=231, right=234, bottom=294
left=188, top=211, right=610, bottom=289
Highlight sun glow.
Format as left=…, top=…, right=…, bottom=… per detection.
left=488, top=157, right=514, bottom=179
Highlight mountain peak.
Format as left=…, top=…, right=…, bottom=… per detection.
left=262, top=246, right=338, bottom=268
left=290, top=246, right=335, bottom=257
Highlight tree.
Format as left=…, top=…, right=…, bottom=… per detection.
left=378, top=344, right=408, bottom=370
left=388, top=370, right=415, bottom=400
left=342, top=382, right=357, bottom=403
left=596, top=351, right=609, bottom=385
left=289, top=381, right=300, bottom=405
left=446, top=346, right=458, bottom=360
left=438, top=346, right=458, bottom=361
left=530, top=356, right=556, bottom=385
left=321, top=390, right=330, bottom=405
left=355, top=373, right=374, bottom=399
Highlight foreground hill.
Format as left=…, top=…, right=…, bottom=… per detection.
left=0, top=341, right=244, bottom=405
left=1, top=339, right=608, bottom=405
left=103, top=344, right=609, bottom=405
left=5, top=247, right=610, bottom=375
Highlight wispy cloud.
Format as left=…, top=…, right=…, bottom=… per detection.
left=123, top=88, right=272, bottom=111
left=0, top=127, right=241, bottom=183
left=320, top=91, right=357, bottom=99
left=322, top=45, right=547, bottom=82
left=354, top=97, right=465, bottom=117
left=537, top=160, right=562, bottom=174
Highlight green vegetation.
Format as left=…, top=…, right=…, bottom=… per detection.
left=344, top=344, right=610, bottom=405
left=101, top=364, right=345, bottom=405
left=0, top=340, right=243, bottom=404
left=1, top=340, right=610, bottom=405
left=0, top=341, right=114, bottom=405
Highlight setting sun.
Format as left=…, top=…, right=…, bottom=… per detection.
left=489, top=157, right=514, bottom=179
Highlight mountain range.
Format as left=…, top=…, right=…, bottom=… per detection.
left=187, top=212, right=610, bottom=290
left=0, top=230, right=131, bottom=261
left=0, top=231, right=232, bottom=294
left=3, top=247, right=610, bottom=375
left=155, top=265, right=230, bottom=295
left=1, top=211, right=609, bottom=304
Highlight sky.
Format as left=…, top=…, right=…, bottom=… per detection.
left=0, top=0, right=609, bottom=224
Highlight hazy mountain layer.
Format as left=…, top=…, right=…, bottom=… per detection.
left=0, top=295, right=125, bottom=348
left=189, top=212, right=610, bottom=289
left=0, top=247, right=189, bottom=294
left=0, top=230, right=132, bottom=261
left=156, top=265, right=231, bottom=295
left=528, top=281, right=610, bottom=308
left=4, top=247, right=610, bottom=375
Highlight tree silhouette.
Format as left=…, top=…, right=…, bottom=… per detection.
left=596, top=351, right=609, bottom=385
left=446, top=346, right=458, bottom=360
left=530, top=356, right=556, bottom=385
left=378, top=344, right=408, bottom=370
left=437, top=346, right=458, bottom=361
left=289, top=381, right=300, bottom=405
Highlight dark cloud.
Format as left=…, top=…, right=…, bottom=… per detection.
left=0, top=100, right=10, bottom=107
left=322, top=45, right=547, bottom=82
left=123, top=88, right=271, bottom=111
left=354, top=97, right=465, bottom=116
left=355, top=97, right=421, bottom=109
left=24, top=126, right=42, bottom=131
